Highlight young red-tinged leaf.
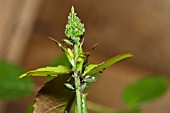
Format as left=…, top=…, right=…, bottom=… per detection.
left=19, top=65, right=71, bottom=78
left=33, top=75, right=75, bottom=113
left=85, top=53, right=133, bottom=75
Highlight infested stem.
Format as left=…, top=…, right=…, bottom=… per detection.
left=74, top=71, right=82, bottom=113
left=73, top=43, right=83, bottom=113
left=66, top=6, right=86, bottom=113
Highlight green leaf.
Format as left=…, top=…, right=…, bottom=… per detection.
left=49, top=37, right=75, bottom=66
left=48, top=55, right=71, bottom=80
left=76, top=53, right=86, bottom=73
left=85, top=53, right=133, bottom=75
left=27, top=104, right=33, bottom=113
left=19, top=65, right=71, bottom=78
left=0, top=60, right=34, bottom=100
left=123, top=76, right=168, bottom=108
left=82, top=64, right=97, bottom=76
left=33, top=75, right=75, bottom=113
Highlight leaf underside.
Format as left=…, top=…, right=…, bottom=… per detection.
left=33, top=75, right=74, bottom=113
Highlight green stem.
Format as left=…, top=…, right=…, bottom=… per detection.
left=74, top=71, right=82, bottom=113
left=74, top=43, right=79, bottom=57
left=73, top=41, right=84, bottom=113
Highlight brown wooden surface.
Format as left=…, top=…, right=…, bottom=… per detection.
left=0, top=0, right=44, bottom=112
left=0, top=0, right=44, bottom=64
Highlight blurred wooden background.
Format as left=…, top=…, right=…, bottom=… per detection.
left=0, top=0, right=170, bottom=113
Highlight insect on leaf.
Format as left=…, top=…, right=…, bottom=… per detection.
left=85, top=53, right=133, bottom=75
left=82, top=93, right=88, bottom=113
left=19, top=65, right=71, bottom=78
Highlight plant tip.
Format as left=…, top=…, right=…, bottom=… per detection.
left=71, top=6, right=75, bottom=13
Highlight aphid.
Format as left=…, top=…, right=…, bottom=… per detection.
left=64, top=83, right=74, bottom=90
left=47, top=74, right=51, bottom=77
left=84, top=76, right=96, bottom=83
left=99, top=71, right=103, bottom=73
left=63, top=39, right=73, bottom=46
left=81, top=83, right=87, bottom=91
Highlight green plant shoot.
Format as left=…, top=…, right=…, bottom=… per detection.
left=19, top=6, right=133, bottom=113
